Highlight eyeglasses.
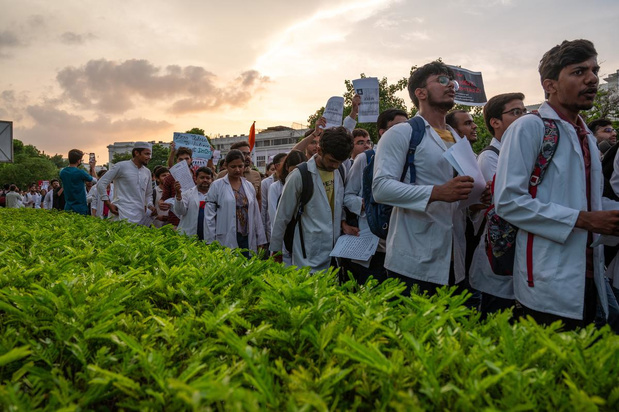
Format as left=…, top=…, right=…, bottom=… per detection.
left=602, top=127, right=617, bottom=134
left=431, top=75, right=460, bottom=92
left=502, top=108, right=527, bottom=117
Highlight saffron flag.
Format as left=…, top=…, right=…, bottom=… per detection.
left=248, top=121, right=256, bottom=152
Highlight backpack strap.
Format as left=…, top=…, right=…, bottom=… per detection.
left=525, top=110, right=560, bottom=287
left=402, top=116, right=426, bottom=183
left=480, top=145, right=500, bottom=156
left=295, top=162, right=313, bottom=259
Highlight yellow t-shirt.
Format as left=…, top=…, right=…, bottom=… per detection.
left=433, top=127, right=455, bottom=144
left=318, top=168, right=335, bottom=216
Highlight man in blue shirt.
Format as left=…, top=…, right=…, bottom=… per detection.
left=59, top=149, right=97, bottom=215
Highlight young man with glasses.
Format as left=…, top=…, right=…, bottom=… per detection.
left=587, top=118, right=617, bottom=155
left=469, top=92, right=526, bottom=317
left=372, top=61, right=476, bottom=296
left=493, top=39, right=619, bottom=329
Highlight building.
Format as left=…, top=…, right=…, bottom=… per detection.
left=107, top=141, right=171, bottom=164
left=211, top=125, right=310, bottom=172
left=601, top=69, right=619, bottom=92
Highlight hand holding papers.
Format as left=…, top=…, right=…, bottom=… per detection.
left=169, top=160, right=195, bottom=191
left=442, top=138, right=486, bottom=208
left=323, top=96, right=345, bottom=129
left=330, top=228, right=379, bottom=261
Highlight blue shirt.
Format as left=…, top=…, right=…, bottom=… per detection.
left=59, top=166, right=93, bottom=215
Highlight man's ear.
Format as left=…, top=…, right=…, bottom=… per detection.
left=489, top=118, right=501, bottom=133
left=542, top=78, right=557, bottom=96
left=414, top=87, right=427, bottom=103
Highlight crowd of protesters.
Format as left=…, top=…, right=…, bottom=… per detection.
left=2, top=39, right=619, bottom=333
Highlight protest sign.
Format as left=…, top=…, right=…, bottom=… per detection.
left=448, top=66, right=487, bottom=106
left=173, top=132, right=213, bottom=159
left=323, top=96, right=345, bottom=129
left=352, top=77, right=380, bottom=123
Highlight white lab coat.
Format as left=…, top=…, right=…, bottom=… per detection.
left=204, top=175, right=266, bottom=252
left=89, top=183, right=114, bottom=218
left=270, top=156, right=344, bottom=272
left=261, top=175, right=275, bottom=242
left=174, top=186, right=207, bottom=237
left=601, top=138, right=619, bottom=290
left=494, top=102, right=613, bottom=320
left=43, top=190, right=53, bottom=210
left=372, top=115, right=466, bottom=285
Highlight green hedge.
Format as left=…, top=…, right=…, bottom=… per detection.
left=0, top=209, right=618, bottom=411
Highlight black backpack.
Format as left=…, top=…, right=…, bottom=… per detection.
left=601, top=142, right=619, bottom=265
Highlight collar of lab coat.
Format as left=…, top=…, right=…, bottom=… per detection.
left=416, top=114, right=462, bottom=152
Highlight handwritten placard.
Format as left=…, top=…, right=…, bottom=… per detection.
left=173, top=133, right=213, bottom=159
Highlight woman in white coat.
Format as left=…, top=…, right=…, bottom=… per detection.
left=204, top=150, right=266, bottom=258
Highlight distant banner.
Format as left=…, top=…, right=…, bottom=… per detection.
left=323, top=96, right=345, bottom=129
left=173, top=132, right=213, bottom=160
left=352, top=77, right=380, bottom=123
left=448, top=66, right=487, bottom=106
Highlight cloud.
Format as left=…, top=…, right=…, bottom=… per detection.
left=60, top=32, right=97, bottom=45
left=0, top=31, right=21, bottom=57
left=56, top=59, right=270, bottom=114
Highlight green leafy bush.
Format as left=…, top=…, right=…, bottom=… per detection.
left=1, top=209, right=618, bottom=410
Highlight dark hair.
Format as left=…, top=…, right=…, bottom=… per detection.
left=273, top=152, right=287, bottom=165
left=377, top=108, right=408, bottom=131
left=96, top=169, right=107, bottom=178
left=265, top=162, right=273, bottom=171
left=230, top=141, right=250, bottom=150
left=195, top=166, right=213, bottom=177
left=588, top=118, right=612, bottom=134
left=279, top=150, right=307, bottom=184
left=445, top=110, right=468, bottom=130
left=217, top=158, right=226, bottom=172
left=319, top=126, right=354, bottom=161
left=176, top=147, right=193, bottom=159
left=132, top=148, right=148, bottom=157
left=483, top=93, right=525, bottom=136
left=408, top=61, right=455, bottom=108
left=225, top=149, right=244, bottom=165
left=9, top=184, right=17, bottom=191
left=154, top=167, right=169, bottom=179
left=539, top=39, right=597, bottom=97
left=68, top=149, right=84, bottom=164
left=352, top=128, right=370, bottom=139
left=51, top=178, right=59, bottom=184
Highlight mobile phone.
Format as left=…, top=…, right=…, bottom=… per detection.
left=89, top=153, right=95, bottom=163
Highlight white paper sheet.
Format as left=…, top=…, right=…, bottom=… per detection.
left=323, top=96, right=345, bottom=129
left=330, top=229, right=379, bottom=260
left=352, top=78, right=380, bottom=123
left=590, top=235, right=619, bottom=248
left=138, top=213, right=155, bottom=227
left=169, top=160, right=196, bottom=191
left=442, top=138, right=486, bottom=208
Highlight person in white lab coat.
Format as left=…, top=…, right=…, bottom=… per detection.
left=469, top=92, right=526, bottom=318
left=261, top=152, right=287, bottom=244
left=268, top=150, right=307, bottom=266
left=372, top=61, right=475, bottom=296
left=343, top=108, right=408, bottom=285
left=97, top=142, right=156, bottom=224
left=270, top=127, right=355, bottom=273
left=204, top=150, right=266, bottom=257
left=174, top=167, right=213, bottom=238
left=494, top=39, right=619, bottom=328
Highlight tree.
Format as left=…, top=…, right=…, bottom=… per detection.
left=0, top=140, right=60, bottom=189
left=111, top=152, right=132, bottom=164
left=147, top=144, right=170, bottom=172
left=185, top=127, right=213, bottom=146
left=581, top=89, right=619, bottom=125
left=307, top=74, right=411, bottom=142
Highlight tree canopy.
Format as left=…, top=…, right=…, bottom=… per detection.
left=0, top=140, right=63, bottom=189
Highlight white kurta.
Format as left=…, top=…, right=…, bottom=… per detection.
left=97, top=160, right=153, bottom=224
left=204, top=175, right=266, bottom=252
left=43, top=190, right=53, bottom=210
left=372, top=115, right=466, bottom=285
left=173, top=186, right=207, bottom=237
left=494, top=102, right=613, bottom=320
left=270, top=156, right=344, bottom=273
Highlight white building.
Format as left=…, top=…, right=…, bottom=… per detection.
left=211, top=126, right=310, bottom=172
left=107, top=141, right=171, bottom=164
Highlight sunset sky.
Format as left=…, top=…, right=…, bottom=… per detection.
left=1, top=0, right=618, bottom=164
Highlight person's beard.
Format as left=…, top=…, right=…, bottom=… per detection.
left=428, top=91, right=455, bottom=112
